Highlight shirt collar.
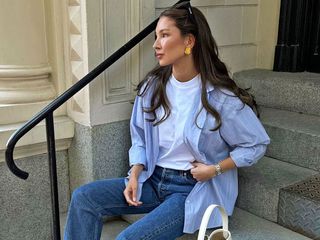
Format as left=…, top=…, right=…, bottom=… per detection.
left=198, top=74, right=214, bottom=93
left=206, top=83, right=215, bottom=93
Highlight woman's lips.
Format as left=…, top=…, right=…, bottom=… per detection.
left=155, top=53, right=164, bottom=59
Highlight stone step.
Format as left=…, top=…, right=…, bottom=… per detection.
left=60, top=208, right=312, bottom=239
left=60, top=208, right=310, bottom=240
left=100, top=218, right=131, bottom=240
left=59, top=215, right=131, bottom=240
left=119, top=208, right=311, bottom=240
left=233, top=69, right=320, bottom=116
left=260, top=107, right=320, bottom=171
left=237, top=156, right=318, bottom=222
left=279, top=174, right=320, bottom=239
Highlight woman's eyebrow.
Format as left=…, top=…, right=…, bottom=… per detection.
left=155, top=29, right=170, bottom=35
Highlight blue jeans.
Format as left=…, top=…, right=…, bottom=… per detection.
left=64, top=166, right=197, bottom=240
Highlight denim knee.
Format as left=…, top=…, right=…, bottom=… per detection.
left=70, top=185, right=95, bottom=211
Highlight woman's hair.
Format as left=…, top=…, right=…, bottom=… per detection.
left=136, top=3, right=258, bottom=131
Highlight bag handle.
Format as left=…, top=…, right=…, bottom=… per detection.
left=197, top=204, right=229, bottom=240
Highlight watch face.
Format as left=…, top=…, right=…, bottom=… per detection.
left=215, top=164, right=222, bottom=175
left=214, top=164, right=221, bottom=176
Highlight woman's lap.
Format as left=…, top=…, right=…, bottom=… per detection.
left=72, top=177, right=161, bottom=217
left=66, top=167, right=196, bottom=239
left=116, top=193, right=187, bottom=240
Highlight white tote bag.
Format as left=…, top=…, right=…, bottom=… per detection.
left=197, top=204, right=232, bottom=240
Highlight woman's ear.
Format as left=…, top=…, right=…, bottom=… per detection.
left=184, top=33, right=196, bottom=48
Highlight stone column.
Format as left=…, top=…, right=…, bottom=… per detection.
left=0, top=0, right=56, bottom=105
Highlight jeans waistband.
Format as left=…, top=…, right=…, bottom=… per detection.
left=155, top=165, right=192, bottom=177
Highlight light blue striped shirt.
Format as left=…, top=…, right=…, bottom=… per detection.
left=126, top=76, right=270, bottom=233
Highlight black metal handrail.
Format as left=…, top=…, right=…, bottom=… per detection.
left=5, top=1, right=188, bottom=239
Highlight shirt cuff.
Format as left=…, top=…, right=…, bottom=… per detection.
left=229, top=144, right=267, bottom=168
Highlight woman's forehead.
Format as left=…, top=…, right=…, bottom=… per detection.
left=155, top=17, right=177, bottom=33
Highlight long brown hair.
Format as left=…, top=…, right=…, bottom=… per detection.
left=137, top=4, right=257, bottom=131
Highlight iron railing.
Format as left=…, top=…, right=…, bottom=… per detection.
left=5, top=0, right=187, bottom=239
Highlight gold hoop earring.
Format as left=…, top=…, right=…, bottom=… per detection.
left=184, top=47, right=191, bottom=55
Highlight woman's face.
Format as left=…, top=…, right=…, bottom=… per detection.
left=153, top=16, right=189, bottom=66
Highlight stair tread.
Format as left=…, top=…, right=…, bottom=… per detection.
left=233, top=69, right=320, bottom=116
left=235, top=69, right=320, bottom=84
left=281, top=174, right=320, bottom=202
left=260, top=107, right=320, bottom=136
left=101, top=218, right=131, bottom=239
left=60, top=214, right=131, bottom=240
left=239, top=156, right=318, bottom=188
left=228, top=208, right=311, bottom=240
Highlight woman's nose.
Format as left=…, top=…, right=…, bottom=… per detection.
left=153, top=38, right=160, bottom=50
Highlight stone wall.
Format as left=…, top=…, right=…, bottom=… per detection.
left=0, top=151, right=69, bottom=240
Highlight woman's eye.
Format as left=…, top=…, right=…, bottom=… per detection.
left=154, top=33, right=168, bottom=39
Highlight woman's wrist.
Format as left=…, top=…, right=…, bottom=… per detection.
left=130, top=164, right=144, bottom=179
left=208, top=165, right=217, bottom=178
left=210, top=157, right=237, bottom=178
left=214, top=163, right=223, bottom=176
left=219, top=157, right=236, bottom=172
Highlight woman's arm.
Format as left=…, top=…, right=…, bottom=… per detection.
left=123, top=164, right=144, bottom=206
left=130, top=164, right=145, bottom=179
left=129, top=95, right=148, bottom=167
left=124, top=93, right=147, bottom=206
left=191, top=96, right=270, bottom=181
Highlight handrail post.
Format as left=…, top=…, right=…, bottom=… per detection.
left=46, top=113, right=61, bottom=240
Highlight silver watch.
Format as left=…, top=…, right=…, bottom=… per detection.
left=214, top=164, right=222, bottom=176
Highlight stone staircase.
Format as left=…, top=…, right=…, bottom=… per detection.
left=235, top=69, right=320, bottom=239
left=60, top=69, right=320, bottom=239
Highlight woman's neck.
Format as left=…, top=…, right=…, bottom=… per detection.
left=172, top=57, right=199, bottom=82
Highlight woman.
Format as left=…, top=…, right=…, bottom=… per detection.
left=64, top=2, right=270, bottom=240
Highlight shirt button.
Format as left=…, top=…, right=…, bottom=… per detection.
left=186, top=200, right=190, bottom=204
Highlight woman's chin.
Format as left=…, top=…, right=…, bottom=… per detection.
left=158, top=60, right=171, bottom=67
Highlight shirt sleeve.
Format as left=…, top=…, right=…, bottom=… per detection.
left=128, top=95, right=147, bottom=168
left=219, top=101, right=270, bottom=168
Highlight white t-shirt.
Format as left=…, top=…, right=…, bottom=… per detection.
left=157, top=73, right=201, bottom=170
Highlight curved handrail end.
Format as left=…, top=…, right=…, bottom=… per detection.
left=5, top=146, right=29, bottom=180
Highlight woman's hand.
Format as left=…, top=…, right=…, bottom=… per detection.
left=123, top=164, right=144, bottom=206
left=190, top=162, right=215, bottom=182
left=123, top=176, right=143, bottom=206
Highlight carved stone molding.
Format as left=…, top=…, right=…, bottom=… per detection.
left=0, top=64, right=56, bottom=104
left=0, top=65, right=51, bottom=79
left=66, top=0, right=89, bottom=115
